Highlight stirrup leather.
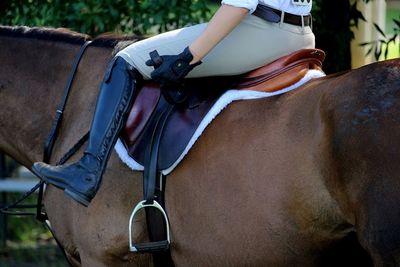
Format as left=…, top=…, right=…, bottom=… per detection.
left=128, top=95, right=174, bottom=254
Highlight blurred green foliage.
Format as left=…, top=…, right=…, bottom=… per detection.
left=0, top=0, right=212, bottom=36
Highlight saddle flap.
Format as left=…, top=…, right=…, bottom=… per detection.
left=122, top=85, right=220, bottom=170
left=122, top=83, right=160, bottom=147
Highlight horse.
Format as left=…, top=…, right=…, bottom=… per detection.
left=1, top=25, right=400, bottom=267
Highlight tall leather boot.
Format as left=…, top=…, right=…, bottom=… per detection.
left=32, top=57, right=139, bottom=207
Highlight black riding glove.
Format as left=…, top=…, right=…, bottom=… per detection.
left=145, top=47, right=202, bottom=85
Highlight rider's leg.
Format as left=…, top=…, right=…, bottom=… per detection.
left=32, top=57, right=139, bottom=207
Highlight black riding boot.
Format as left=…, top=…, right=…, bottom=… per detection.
left=32, top=57, right=139, bottom=207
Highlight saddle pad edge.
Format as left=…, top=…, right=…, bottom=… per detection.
left=115, top=139, right=144, bottom=171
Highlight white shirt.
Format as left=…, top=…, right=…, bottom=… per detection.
left=221, top=0, right=312, bottom=16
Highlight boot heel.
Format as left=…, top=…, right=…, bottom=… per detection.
left=64, top=188, right=91, bottom=207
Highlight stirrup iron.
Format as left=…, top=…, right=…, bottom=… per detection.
left=129, top=200, right=171, bottom=253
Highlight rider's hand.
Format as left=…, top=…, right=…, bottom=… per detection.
left=145, top=47, right=202, bottom=85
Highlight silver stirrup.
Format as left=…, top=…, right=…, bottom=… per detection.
left=128, top=200, right=171, bottom=253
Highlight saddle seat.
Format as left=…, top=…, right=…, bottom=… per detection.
left=120, top=49, right=325, bottom=170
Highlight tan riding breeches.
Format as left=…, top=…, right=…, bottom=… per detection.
left=116, top=14, right=315, bottom=79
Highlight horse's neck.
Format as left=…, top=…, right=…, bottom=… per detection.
left=0, top=35, right=112, bottom=167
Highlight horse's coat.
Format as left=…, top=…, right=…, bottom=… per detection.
left=1, top=26, right=400, bottom=267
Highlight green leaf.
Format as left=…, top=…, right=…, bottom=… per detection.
left=373, top=23, right=386, bottom=38
left=359, top=42, right=371, bottom=46
left=394, top=19, right=400, bottom=29
left=389, top=34, right=398, bottom=43
left=384, top=45, right=388, bottom=60
left=374, top=43, right=381, bottom=60
left=366, top=46, right=373, bottom=57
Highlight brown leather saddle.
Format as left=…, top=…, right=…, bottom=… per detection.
left=120, top=48, right=325, bottom=170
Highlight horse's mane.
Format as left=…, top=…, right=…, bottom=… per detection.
left=0, top=25, right=141, bottom=48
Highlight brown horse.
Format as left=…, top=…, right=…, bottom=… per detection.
left=1, top=25, right=400, bottom=267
